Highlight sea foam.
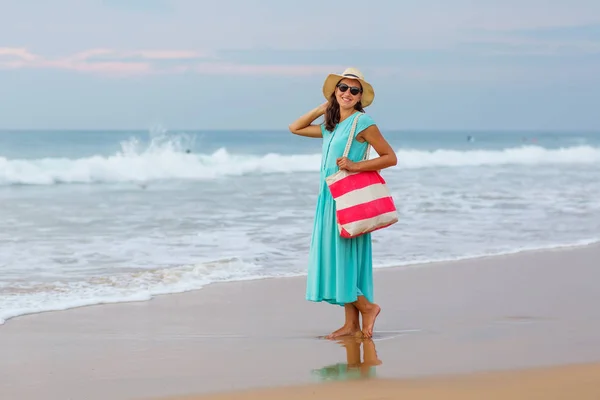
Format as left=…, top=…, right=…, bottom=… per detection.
left=1, top=135, right=599, bottom=186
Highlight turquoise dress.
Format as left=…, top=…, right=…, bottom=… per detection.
left=306, top=111, right=376, bottom=306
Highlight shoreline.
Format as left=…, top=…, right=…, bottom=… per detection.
left=2, top=241, right=600, bottom=399
left=1, top=237, right=598, bottom=326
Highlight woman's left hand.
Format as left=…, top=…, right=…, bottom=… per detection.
left=336, top=157, right=358, bottom=172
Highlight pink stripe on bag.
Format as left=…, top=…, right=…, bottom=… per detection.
left=336, top=197, right=397, bottom=225
left=328, top=171, right=386, bottom=198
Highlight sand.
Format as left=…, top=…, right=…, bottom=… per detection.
left=1, top=243, right=600, bottom=399
left=156, top=362, right=600, bottom=400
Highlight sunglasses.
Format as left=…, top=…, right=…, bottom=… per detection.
left=336, top=83, right=362, bottom=96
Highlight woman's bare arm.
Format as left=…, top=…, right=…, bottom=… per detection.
left=337, top=125, right=397, bottom=172
left=288, top=103, right=328, bottom=138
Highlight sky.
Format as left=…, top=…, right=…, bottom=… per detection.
left=1, top=0, right=600, bottom=131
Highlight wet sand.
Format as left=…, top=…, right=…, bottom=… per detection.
left=1, top=243, right=600, bottom=399
left=155, top=362, right=600, bottom=400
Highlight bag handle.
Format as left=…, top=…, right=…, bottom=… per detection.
left=342, top=113, right=372, bottom=161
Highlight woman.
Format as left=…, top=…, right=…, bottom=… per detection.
left=289, top=67, right=397, bottom=339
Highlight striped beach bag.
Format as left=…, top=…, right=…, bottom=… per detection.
left=325, top=114, right=398, bottom=238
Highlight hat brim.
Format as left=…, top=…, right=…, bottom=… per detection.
left=322, top=73, right=375, bottom=107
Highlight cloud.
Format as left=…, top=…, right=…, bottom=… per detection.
left=463, top=22, right=600, bottom=57
left=131, top=50, right=203, bottom=60
left=0, top=47, right=348, bottom=77
left=100, top=0, right=173, bottom=13
left=0, top=47, right=39, bottom=61
left=459, top=38, right=600, bottom=57
left=0, top=47, right=214, bottom=76
left=1, top=37, right=599, bottom=84
left=486, top=22, right=600, bottom=41
left=66, top=48, right=214, bottom=64
left=188, top=62, right=344, bottom=76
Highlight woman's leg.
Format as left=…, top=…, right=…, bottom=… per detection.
left=352, top=295, right=381, bottom=338
left=325, top=304, right=361, bottom=339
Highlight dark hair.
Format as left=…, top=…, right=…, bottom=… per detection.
left=324, top=93, right=364, bottom=132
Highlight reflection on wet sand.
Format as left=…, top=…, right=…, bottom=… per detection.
left=311, top=337, right=383, bottom=382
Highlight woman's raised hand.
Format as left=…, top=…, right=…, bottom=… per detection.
left=317, top=101, right=329, bottom=115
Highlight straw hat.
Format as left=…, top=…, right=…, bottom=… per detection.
left=322, top=67, right=375, bottom=107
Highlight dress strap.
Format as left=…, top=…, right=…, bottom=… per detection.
left=341, top=113, right=371, bottom=161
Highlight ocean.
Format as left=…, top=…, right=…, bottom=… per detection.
left=1, top=127, right=599, bottom=324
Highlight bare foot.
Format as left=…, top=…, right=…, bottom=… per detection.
left=361, top=304, right=381, bottom=338
left=325, top=324, right=361, bottom=340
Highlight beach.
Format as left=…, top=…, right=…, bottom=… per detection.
left=3, top=1, right=600, bottom=398
left=1, top=243, right=600, bottom=399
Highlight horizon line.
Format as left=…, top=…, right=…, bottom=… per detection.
left=1, top=127, right=599, bottom=133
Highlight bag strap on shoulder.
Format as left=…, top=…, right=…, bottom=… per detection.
left=342, top=113, right=372, bottom=161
